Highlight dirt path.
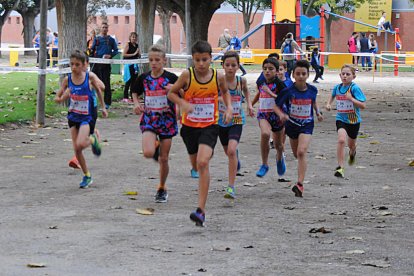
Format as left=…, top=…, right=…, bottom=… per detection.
left=0, top=70, right=413, bottom=275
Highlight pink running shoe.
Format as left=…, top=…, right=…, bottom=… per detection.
left=292, top=182, right=304, bottom=197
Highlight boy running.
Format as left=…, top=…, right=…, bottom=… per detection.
left=168, top=41, right=233, bottom=226
left=55, top=50, right=107, bottom=188
left=131, top=45, right=180, bottom=203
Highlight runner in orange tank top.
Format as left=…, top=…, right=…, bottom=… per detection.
left=168, top=41, right=233, bottom=227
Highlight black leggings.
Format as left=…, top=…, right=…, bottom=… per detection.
left=124, top=65, right=138, bottom=99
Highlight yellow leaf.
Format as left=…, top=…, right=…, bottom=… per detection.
left=409, top=160, right=414, bottom=167
left=27, top=263, right=46, bottom=268
left=136, top=208, right=154, bottom=215
left=22, top=155, right=35, bottom=159
left=124, top=191, right=138, bottom=196
left=370, top=141, right=380, bottom=145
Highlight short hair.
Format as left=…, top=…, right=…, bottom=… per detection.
left=222, top=50, right=240, bottom=64
left=191, top=40, right=212, bottom=55
left=148, top=44, right=166, bottom=57
left=293, top=60, right=310, bottom=73
left=101, top=22, right=108, bottom=26
left=278, top=60, right=287, bottom=69
left=313, top=47, right=319, bottom=52
left=262, top=58, right=279, bottom=70
left=352, top=32, right=357, bottom=36
left=341, top=64, right=357, bottom=76
left=70, top=50, right=88, bottom=63
left=268, top=53, right=280, bottom=60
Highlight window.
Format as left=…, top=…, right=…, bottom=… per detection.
left=16, top=17, right=20, bottom=24
left=125, top=16, right=129, bottom=24
left=7, top=17, right=11, bottom=24
left=114, top=16, right=118, bottom=24
left=171, top=15, right=177, bottom=24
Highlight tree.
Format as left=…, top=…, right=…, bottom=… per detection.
left=224, top=0, right=271, bottom=47
left=87, top=0, right=130, bottom=23
left=156, top=4, right=173, bottom=66
left=16, top=0, right=56, bottom=56
left=0, top=0, right=21, bottom=56
left=302, top=0, right=368, bottom=53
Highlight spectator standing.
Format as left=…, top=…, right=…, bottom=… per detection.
left=218, top=28, right=232, bottom=49
left=90, top=22, right=119, bottom=109
left=347, top=32, right=359, bottom=68
left=280, top=32, right=304, bottom=77
left=122, top=32, right=141, bottom=103
left=32, top=31, right=40, bottom=66
left=52, top=32, right=58, bottom=67
left=229, top=31, right=247, bottom=76
left=359, top=33, right=371, bottom=71
left=369, top=34, right=378, bottom=70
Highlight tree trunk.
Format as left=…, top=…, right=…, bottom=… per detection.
left=157, top=8, right=173, bottom=67
left=243, top=13, right=250, bottom=47
left=22, top=13, right=37, bottom=56
left=135, top=0, right=157, bottom=72
left=60, top=0, right=87, bottom=60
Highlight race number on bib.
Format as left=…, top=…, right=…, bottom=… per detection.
left=290, top=98, right=312, bottom=119
left=336, top=95, right=354, bottom=113
left=187, top=97, right=215, bottom=122
left=69, top=94, right=89, bottom=115
left=145, top=89, right=168, bottom=111
left=259, top=94, right=275, bottom=112
left=231, top=96, right=242, bottom=115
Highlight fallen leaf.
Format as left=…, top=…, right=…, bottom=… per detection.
left=13, top=87, right=19, bottom=90
left=124, top=191, right=138, bottom=196
left=330, top=211, right=347, bottom=215
left=243, top=182, right=257, bottom=187
left=361, top=259, right=391, bottom=268
left=278, top=178, right=291, bottom=182
left=243, top=245, right=254, bottom=249
left=136, top=208, right=154, bottom=215
left=346, top=249, right=365, bottom=254
left=211, top=246, right=230, bottom=252
left=27, top=263, right=46, bottom=268
left=284, top=206, right=295, bottom=210
left=370, top=141, right=380, bottom=145
left=358, top=134, right=369, bottom=138
left=128, top=197, right=137, bottom=200
left=309, top=227, right=332, bottom=234
left=48, top=225, right=58, bottom=229
left=321, top=240, right=334, bottom=244
left=347, top=236, right=363, bottom=241
left=356, top=166, right=366, bottom=169
left=110, top=206, right=123, bottom=209
left=198, top=268, right=207, bottom=272
left=372, top=206, right=388, bottom=210
left=22, top=155, right=35, bottom=159
left=315, top=155, right=326, bottom=160
left=409, top=160, right=414, bottom=167
left=379, top=211, right=393, bottom=216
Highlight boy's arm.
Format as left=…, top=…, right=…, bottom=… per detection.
left=167, top=70, right=193, bottom=114
left=217, top=72, right=233, bottom=124
left=326, top=95, right=335, bottom=111
left=313, top=101, right=323, bottom=122
left=346, top=89, right=366, bottom=109
left=251, top=87, right=260, bottom=107
left=54, top=77, right=68, bottom=103
left=241, top=77, right=254, bottom=117
left=89, top=72, right=108, bottom=118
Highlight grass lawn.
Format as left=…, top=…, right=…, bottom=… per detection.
left=0, top=72, right=125, bottom=125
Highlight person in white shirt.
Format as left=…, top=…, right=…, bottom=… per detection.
left=377, top=12, right=394, bottom=36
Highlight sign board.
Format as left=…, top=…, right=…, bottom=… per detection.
left=300, top=15, right=320, bottom=39
left=354, top=0, right=392, bottom=32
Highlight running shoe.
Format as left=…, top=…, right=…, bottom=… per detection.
left=224, top=186, right=236, bottom=199
left=79, top=175, right=93, bottom=189
left=68, top=156, right=81, bottom=169
left=190, top=169, right=199, bottom=178
left=190, top=208, right=205, bottom=227
left=256, top=164, right=269, bottom=177
left=276, top=155, right=286, bottom=176
left=155, top=188, right=168, bottom=203
left=292, top=182, right=304, bottom=197
left=334, top=166, right=345, bottom=178
left=90, top=134, right=102, bottom=156
left=348, top=150, right=356, bottom=166
left=320, top=76, right=324, bottom=80
left=153, top=139, right=160, bottom=162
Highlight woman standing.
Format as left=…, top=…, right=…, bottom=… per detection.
left=122, top=32, right=141, bottom=103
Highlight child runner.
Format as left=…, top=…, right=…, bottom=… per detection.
left=219, top=51, right=254, bottom=199
left=131, top=44, right=179, bottom=203
left=55, top=50, right=107, bottom=188
left=326, top=64, right=366, bottom=178
left=278, top=60, right=294, bottom=87
left=168, top=40, right=233, bottom=226
left=274, top=60, right=323, bottom=197
left=251, top=58, right=286, bottom=178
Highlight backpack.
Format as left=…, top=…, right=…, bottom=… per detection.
left=283, top=41, right=293, bottom=54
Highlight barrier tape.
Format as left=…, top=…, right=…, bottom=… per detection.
left=0, top=51, right=412, bottom=74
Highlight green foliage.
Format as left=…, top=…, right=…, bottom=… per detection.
left=225, top=0, right=271, bottom=10
left=302, top=0, right=369, bottom=17
left=87, top=0, right=131, bottom=17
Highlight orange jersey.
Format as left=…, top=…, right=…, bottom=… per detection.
left=181, top=67, right=219, bottom=128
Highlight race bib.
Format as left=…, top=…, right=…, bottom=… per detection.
left=259, top=92, right=275, bottom=112
left=219, top=96, right=242, bottom=115
left=187, top=97, right=215, bottom=122
left=145, top=89, right=168, bottom=111
left=290, top=98, right=312, bottom=119
left=69, top=94, right=89, bottom=115
left=336, top=95, right=354, bottom=113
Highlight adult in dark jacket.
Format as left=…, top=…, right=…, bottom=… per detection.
left=359, top=33, right=371, bottom=70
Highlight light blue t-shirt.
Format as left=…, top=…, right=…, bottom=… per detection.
left=332, top=83, right=366, bottom=124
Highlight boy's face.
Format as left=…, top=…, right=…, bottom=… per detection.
left=192, top=52, right=212, bottom=74
left=263, top=63, right=277, bottom=81
left=293, top=67, right=309, bottom=83
left=340, top=68, right=355, bottom=84
left=148, top=51, right=166, bottom=72
left=70, top=58, right=86, bottom=74
left=277, top=66, right=287, bottom=79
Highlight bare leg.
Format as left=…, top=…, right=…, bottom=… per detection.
left=224, top=139, right=239, bottom=186
left=337, top=129, right=347, bottom=168
left=296, top=134, right=312, bottom=184
left=196, top=144, right=214, bottom=212
left=259, top=119, right=271, bottom=165
left=272, top=128, right=285, bottom=162
left=142, top=131, right=157, bottom=158
left=159, top=138, right=172, bottom=188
